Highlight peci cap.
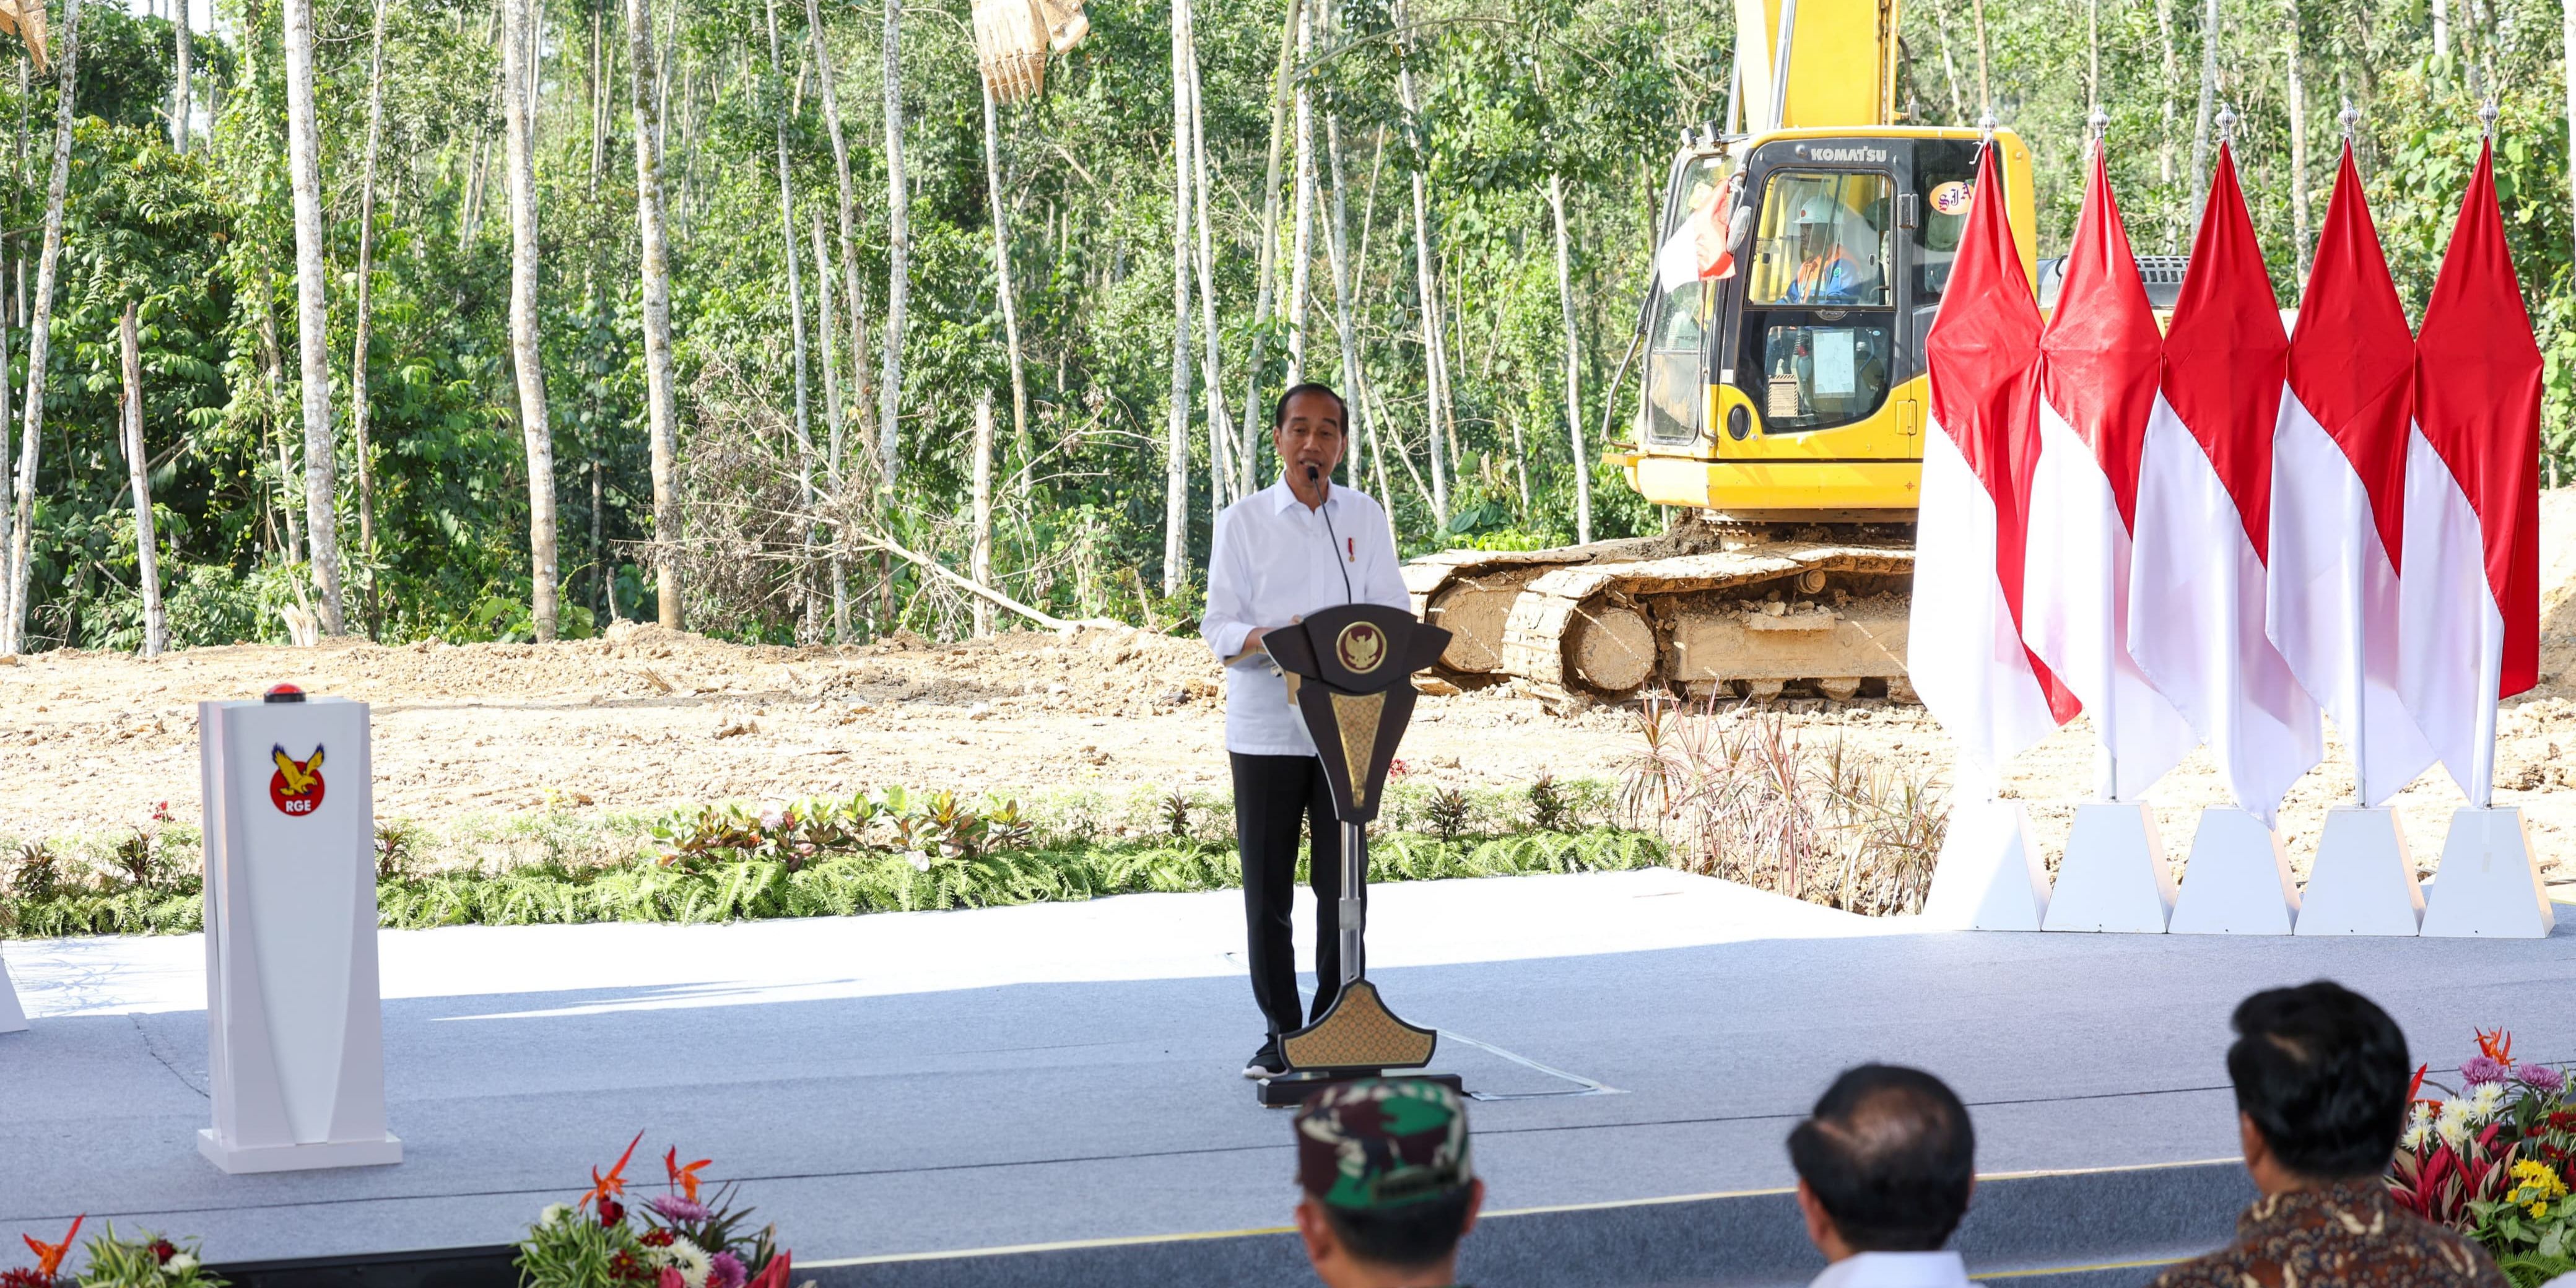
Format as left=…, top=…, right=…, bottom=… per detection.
left=1294, top=1079, right=1474, bottom=1211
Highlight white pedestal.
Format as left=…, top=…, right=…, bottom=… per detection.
left=199, top=695, right=401, bottom=1173
left=2043, top=802, right=2174, bottom=933
left=0, top=949, right=25, bottom=1033
left=1921, top=799, right=2048, bottom=931
left=2169, top=807, right=2300, bottom=934
left=2295, top=807, right=2421, bottom=936
left=2421, top=807, right=2556, bottom=939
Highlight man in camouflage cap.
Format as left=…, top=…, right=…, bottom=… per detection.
left=1292, top=1079, right=1484, bottom=1287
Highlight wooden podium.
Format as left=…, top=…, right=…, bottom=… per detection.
left=1253, top=604, right=1461, bottom=1107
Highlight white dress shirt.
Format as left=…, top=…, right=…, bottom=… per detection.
left=1809, top=1251, right=1975, bottom=1288
left=1201, top=478, right=1410, bottom=755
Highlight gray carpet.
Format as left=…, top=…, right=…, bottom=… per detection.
left=4, top=871, right=2570, bottom=1286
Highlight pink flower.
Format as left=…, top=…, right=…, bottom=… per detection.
left=647, top=1195, right=711, bottom=1222
left=658, top=1268, right=685, bottom=1288
left=2518, top=1063, right=2566, bottom=1092
left=2462, top=1056, right=2512, bottom=1085
left=708, top=1251, right=747, bottom=1288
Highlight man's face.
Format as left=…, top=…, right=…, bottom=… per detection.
left=1798, top=222, right=1832, bottom=259
left=1274, top=391, right=1347, bottom=483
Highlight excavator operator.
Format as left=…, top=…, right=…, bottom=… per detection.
left=1783, top=196, right=1868, bottom=304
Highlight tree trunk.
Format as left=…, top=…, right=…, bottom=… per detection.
left=809, top=211, right=850, bottom=639
left=588, top=0, right=608, bottom=186
left=1237, top=0, right=1305, bottom=497
left=803, top=0, right=863, bottom=632
left=765, top=0, right=818, bottom=641
left=1323, top=112, right=1365, bottom=490
left=877, top=0, right=907, bottom=497
left=4, top=0, right=79, bottom=656
left=0, top=312, right=12, bottom=641
left=1398, top=37, right=1449, bottom=524
left=1549, top=172, right=1591, bottom=545
left=350, top=0, right=386, bottom=636
left=502, top=0, right=559, bottom=640
left=1164, top=0, right=1193, bottom=597
left=1287, top=0, right=1315, bottom=383
left=2565, top=0, right=2575, bottom=296
left=172, top=0, right=191, bottom=152
left=972, top=393, right=993, bottom=637
left=2189, top=0, right=2221, bottom=220
left=285, top=0, right=345, bottom=635
left=627, top=0, right=682, bottom=630
left=1181, top=4, right=1229, bottom=515
left=2156, top=0, right=2178, bottom=229
left=2284, top=0, right=2310, bottom=283
left=119, top=305, right=164, bottom=658
left=2434, top=0, right=2451, bottom=64
left=979, top=73, right=1029, bottom=507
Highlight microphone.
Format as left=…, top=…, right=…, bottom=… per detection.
left=1305, top=463, right=1321, bottom=482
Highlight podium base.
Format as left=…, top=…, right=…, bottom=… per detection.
left=0, top=949, right=25, bottom=1034
left=2422, top=807, right=2556, bottom=939
left=1256, top=1069, right=1464, bottom=1109
left=198, top=1129, right=402, bottom=1174
left=1920, top=799, right=2047, bottom=931
left=2295, top=807, right=2421, bottom=936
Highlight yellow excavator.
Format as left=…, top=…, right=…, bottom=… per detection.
left=1407, top=0, right=2044, bottom=705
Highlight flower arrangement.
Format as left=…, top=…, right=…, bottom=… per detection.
left=2387, top=1029, right=2575, bottom=1288
left=516, top=1133, right=795, bottom=1288
left=4, top=1217, right=225, bottom=1288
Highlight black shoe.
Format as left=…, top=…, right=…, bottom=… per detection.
left=1243, top=1038, right=1289, bottom=1080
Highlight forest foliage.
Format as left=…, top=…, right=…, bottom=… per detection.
left=0, top=0, right=2562, bottom=652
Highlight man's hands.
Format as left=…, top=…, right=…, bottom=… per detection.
left=1232, top=616, right=1301, bottom=664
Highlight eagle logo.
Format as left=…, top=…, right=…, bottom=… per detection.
left=268, top=744, right=326, bottom=816
left=1336, top=622, right=1386, bottom=675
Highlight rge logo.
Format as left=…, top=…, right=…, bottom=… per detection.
left=268, top=744, right=327, bottom=817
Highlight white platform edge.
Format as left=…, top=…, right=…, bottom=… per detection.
left=2296, top=807, right=2422, bottom=936
left=0, top=947, right=25, bottom=1033
left=2043, top=801, right=2174, bottom=933
left=1921, top=799, right=2048, bottom=931
left=198, top=1129, right=403, bottom=1175
left=2169, top=807, right=2300, bottom=935
left=2421, top=807, right=2557, bottom=939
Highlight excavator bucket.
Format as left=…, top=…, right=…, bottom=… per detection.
left=972, top=0, right=1086, bottom=103
left=0, top=0, right=50, bottom=74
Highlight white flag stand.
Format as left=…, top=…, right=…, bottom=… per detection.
left=2421, top=807, right=2555, bottom=938
left=198, top=689, right=401, bottom=1173
left=1922, top=798, right=2049, bottom=931
left=2043, top=802, right=2174, bottom=933
left=2169, top=807, right=2300, bottom=934
left=0, top=948, right=25, bottom=1033
left=2295, top=807, right=2421, bottom=935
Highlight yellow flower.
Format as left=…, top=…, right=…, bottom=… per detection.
left=2508, top=1159, right=2567, bottom=1218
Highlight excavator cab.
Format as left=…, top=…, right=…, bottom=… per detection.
left=1630, top=129, right=2038, bottom=521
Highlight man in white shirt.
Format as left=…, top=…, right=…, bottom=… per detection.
left=1787, top=1065, right=1980, bottom=1288
left=1201, top=383, right=1411, bottom=1081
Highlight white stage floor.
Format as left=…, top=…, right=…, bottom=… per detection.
left=5, top=868, right=2572, bottom=1270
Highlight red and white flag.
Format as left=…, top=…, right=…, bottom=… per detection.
left=2398, top=140, right=2542, bottom=806
left=1655, top=181, right=1738, bottom=292
left=2127, top=144, right=2321, bottom=825
left=2024, top=148, right=2198, bottom=801
left=2266, top=144, right=2437, bottom=807
left=1912, top=141, right=2080, bottom=778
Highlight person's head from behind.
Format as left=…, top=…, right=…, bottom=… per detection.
left=1786, top=1064, right=1975, bottom=1260
left=2226, top=981, right=2411, bottom=1192
left=1273, top=383, right=1348, bottom=487
left=1294, top=1079, right=1484, bottom=1287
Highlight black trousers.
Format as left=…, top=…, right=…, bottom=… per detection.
left=1231, top=752, right=1362, bottom=1036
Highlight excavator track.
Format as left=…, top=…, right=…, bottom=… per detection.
left=1408, top=531, right=1915, bottom=707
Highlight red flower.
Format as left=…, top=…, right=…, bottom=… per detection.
left=581, top=1131, right=646, bottom=1211
left=2407, top=1063, right=2430, bottom=1103
left=608, top=1251, right=656, bottom=1284
left=149, top=1242, right=176, bottom=1264
left=639, top=1230, right=676, bottom=1249
left=1, top=1269, right=59, bottom=1288
left=744, top=1252, right=793, bottom=1288
left=597, top=1198, right=625, bottom=1227
left=22, top=1217, right=81, bottom=1281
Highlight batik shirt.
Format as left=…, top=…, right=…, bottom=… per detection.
left=2147, top=1181, right=2508, bottom=1288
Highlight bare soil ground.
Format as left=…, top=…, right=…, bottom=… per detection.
left=7, top=495, right=2575, bottom=889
